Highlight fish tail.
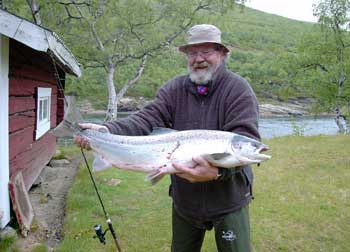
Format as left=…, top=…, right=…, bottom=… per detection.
left=145, top=170, right=166, bottom=185
left=51, top=96, right=83, bottom=137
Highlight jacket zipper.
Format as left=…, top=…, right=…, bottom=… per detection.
left=199, top=96, right=207, bottom=218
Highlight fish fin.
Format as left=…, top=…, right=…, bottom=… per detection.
left=145, top=170, right=166, bottom=185
left=202, top=153, right=231, bottom=165
left=203, top=153, right=231, bottom=161
left=51, top=96, right=82, bottom=137
left=92, top=154, right=112, bottom=171
left=150, top=127, right=177, bottom=136
left=202, top=153, right=239, bottom=168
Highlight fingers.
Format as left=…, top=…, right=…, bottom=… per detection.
left=173, top=160, right=219, bottom=183
left=74, top=136, right=91, bottom=150
left=78, top=123, right=94, bottom=129
left=173, top=162, right=196, bottom=175
left=192, top=156, right=210, bottom=168
left=74, top=123, right=108, bottom=150
left=79, top=123, right=109, bottom=132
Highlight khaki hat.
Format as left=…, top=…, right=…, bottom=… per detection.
left=178, top=24, right=230, bottom=53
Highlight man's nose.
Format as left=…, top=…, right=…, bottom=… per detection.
left=193, top=54, right=205, bottom=62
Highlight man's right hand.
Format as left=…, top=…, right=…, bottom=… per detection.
left=74, top=123, right=109, bottom=150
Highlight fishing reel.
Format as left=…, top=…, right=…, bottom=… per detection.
left=93, top=224, right=109, bottom=245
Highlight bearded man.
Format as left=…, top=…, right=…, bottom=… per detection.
left=76, top=24, right=260, bottom=252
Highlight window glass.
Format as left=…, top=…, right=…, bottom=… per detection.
left=36, top=88, right=52, bottom=140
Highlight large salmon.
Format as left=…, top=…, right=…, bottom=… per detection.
left=52, top=97, right=271, bottom=184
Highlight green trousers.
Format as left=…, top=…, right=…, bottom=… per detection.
left=171, top=206, right=251, bottom=252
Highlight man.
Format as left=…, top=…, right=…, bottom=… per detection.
left=76, top=24, right=259, bottom=252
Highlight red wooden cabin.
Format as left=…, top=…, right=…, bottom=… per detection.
left=0, top=9, right=81, bottom=233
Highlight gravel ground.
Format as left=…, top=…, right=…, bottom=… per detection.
left=15, top=158, right=80, bottom=252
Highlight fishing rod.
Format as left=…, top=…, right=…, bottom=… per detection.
left=80, top=148, right=123, bottom=252
left=46, top=46, right=122, bottom=251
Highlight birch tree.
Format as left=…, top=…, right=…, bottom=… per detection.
left=287, top=0, right=350, bottom=133
left=37, top=0, right=246, bottom=121
left=26, top=0, right=42, bottom=24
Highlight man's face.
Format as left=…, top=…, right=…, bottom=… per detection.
left=186, top=43, right=225, bottom=85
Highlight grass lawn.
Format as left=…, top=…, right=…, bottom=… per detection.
left=56, top=135, right=350, bottom=252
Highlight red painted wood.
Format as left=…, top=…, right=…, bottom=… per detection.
left=22, top=141, right=56, bottom=190
left=10, top=65, right=56, bottom=84
left=9, top=127, right=34, bottom=160
left=7, top=38, right=69, bottom=194
left=57, top=98, right=65, bottom=123
left=10, top=133, right=57, bottom=190
left=9, top=171, right=34, bottom=236
left=9, top=40, right=56, bottom=83
left=9, top=94, right=57, bottom=113
left=9, top=111, right=35, bottom=133
left=10, top=78, right=57, bottom=96
left=9, top=97, right=35, bottom=115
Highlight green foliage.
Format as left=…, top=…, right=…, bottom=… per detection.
left=0, top=236, right=17, bottom=252
left=5, top=1, right=321, bottom=107
left=283, top=0, right=350, bottom=119
left=31, top=243, right=48, bottom=252
left=2, top=0, right=32, bottom=19
left=291, top=119, right=306, bottom=136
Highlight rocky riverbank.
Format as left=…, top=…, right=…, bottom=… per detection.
left=79, top=96, right=314, bottom=117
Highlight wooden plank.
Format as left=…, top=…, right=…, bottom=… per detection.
left=22, top=140, right=56, bottom=190
left=9, top=64, right=56, bottom=84
left=9, top=97, right=35, bottom=115
left=10, top=134, right=57, bottom=190
left=9, top=111, right=35, bottom=133
left=57, top=97, right=65, bottom=123
left=8, top=171, right=34, bottom=237
left=9, top=94, right=56, bottom=113
left=10, top=133, right=55, bottom=173
left=9, top=41, right=57, bottom=83
left=50, top=98, right=57, bottom=127
left=9, top=78, right=57, bottom=96
left=9, top=94, right=57, bottom=131
left=9, top=127, right=34, bottom=160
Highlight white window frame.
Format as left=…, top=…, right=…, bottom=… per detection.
left=36, top=87, right=52, bottom=140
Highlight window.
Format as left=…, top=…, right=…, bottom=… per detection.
left=36, top=87, right=51, bottom=140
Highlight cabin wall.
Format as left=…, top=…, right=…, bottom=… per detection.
left=9, top=40, right=65, bottom=190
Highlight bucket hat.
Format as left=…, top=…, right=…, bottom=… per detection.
left=178, top=24, right=230, bottom=53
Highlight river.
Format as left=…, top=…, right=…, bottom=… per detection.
left=259, top=116, right=339, bottom=139
left=83, top=114, right=340, bottom=139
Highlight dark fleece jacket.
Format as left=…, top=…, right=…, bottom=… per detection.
left=104, top=63, right=260, bottom=220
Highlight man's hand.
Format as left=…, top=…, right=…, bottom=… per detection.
left=74, top=123, right=109, bottom=150
left=173, top=156, right=219, bottom=183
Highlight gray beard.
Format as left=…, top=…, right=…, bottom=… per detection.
left=189, top=70, right=213, bottom=85
left=187, top=62, right=218, bottom=86
left=187, top=62, right=215, bottom=85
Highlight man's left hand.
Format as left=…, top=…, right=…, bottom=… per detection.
left=173, top=156, right=218, bottom=183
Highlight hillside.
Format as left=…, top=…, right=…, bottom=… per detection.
left=63, top=6, right=317, bottom=109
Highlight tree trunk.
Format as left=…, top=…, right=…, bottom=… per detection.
left=115, top=55, right=148, bottom=104
left=334, top=105, right=346, bottom=134
left=105, top=59, right=117, bottom=122
left=334, top=76, right=346, bottom=133
left=27, top=0, right=41, bottom=25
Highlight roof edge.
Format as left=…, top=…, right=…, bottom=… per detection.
left=0, top=8, right=81, bottom=77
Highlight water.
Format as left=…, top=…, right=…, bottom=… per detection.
left=259, top=116, right=339, bottom=139
left=83, top=114, right=340, bottom=139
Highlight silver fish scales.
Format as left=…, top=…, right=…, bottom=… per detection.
left=52, top=98, right=271, bottom=184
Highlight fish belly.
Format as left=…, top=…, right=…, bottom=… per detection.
left=91, top=141, right=176, bottom=173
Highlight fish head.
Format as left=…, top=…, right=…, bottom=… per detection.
left=230, top=135, right=271, bottom=163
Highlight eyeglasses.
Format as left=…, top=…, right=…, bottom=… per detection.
left=186, top=48, right=218, bottom=59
